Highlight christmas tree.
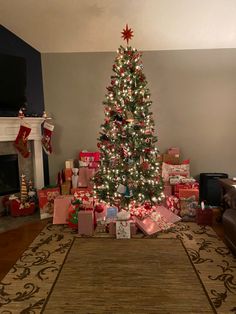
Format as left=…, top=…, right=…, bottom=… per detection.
left=93, top=25, right=164, bottom=209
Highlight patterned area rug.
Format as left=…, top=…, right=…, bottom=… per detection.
left=0, top=222, right=235, bottom=313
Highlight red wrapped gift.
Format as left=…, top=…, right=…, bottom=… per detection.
left=165, top=195, right=181, bottom=215
left=79, top=151, right=100, bottom=162
left=72, top=188, right=93, bottom=207
left=174, top=182, right=199, bottom=197
left=179, top=188, right=199, bottom=200
left=10, top=199, right=35, bottom=217
left=196, top=208, right=213, bottom=226
left=37, top=187, right=60, bottom=219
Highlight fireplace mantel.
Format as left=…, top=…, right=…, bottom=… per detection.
left=0, top=117, right=45, bottom=189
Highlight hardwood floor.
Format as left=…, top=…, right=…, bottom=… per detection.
left=0, top=219, right=225, bottom=282
left=0, top=218, right=50, bottom=281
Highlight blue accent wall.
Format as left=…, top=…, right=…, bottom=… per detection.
left=0, top=25, right=44, bottom=116
left=0, top=25, right=49, bottom=185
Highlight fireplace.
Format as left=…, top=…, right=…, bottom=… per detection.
left=0, top=154, right=20, bottom=196
left=0, top=117, right=45, bottom=190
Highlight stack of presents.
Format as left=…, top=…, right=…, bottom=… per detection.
left=162, top=147, right=220, bottom=226
left=35, top=148, right=219, bottom=239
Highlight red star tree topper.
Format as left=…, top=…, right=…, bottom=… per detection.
left=121, top=24, right=134, bottom=45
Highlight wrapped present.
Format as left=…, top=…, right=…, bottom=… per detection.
left=106, top=207, right=118, bottom=221
left=196, top=208, right=213, bottom=226
left=163, top=184, right=172, bottom=197
left=78, top=210, right=94, bottom=236
left=88, top=161, right=100, bottom=169
left=53, top=195, right=73, bottom=224
left=38, top=186, right=61, bottom=219
left=10, top=199, right=35, bottom=217
left=79, top=151, right=100, bottom=162
left=165, top=195, right=181, bottom=215
left=109, top=220, right=137, bottom=236
left=64, top=168, right=73, bottom=181
left=173, top=182, right=199, bottom=197
left=153, top=206, right=182, bottom=223
left=129, top=202, right=155, bottom=220
left=180, top=196, right=198, bottom=221
left=162, top=160, right=190, bottom=182
left=133, top=214, right=174, bottom=236
left=167, top=147, right=180, bottom=157
left=116, top=220, right=131, bottom=239
left=162, top=153, right=180, bottom=165
left=73, top=188, right=93, bottom=207
left=78, top=167, right=96, bottom=188
left=61, top=181, right=71, bottom=195
left=179, top=188, right=199, bottom=200
left=79, top=160, right=89, bottom=167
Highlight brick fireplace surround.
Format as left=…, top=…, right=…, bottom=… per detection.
left=0, top=117, right=45, bottom=190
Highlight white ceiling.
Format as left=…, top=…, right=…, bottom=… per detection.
left=1, top=0, right=236, bottom=53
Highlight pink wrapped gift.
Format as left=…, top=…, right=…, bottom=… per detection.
left=132, top=215, right=171, bottom=236
left=79, top=151, right=100, bottom=162
left=53, top=195, right=73, bottom=224
left=163, top=184, right=172, bottom=197
left=78, top=167, right=96, bottom=188
left=78, top=210, right=94, bottom=236
left=153, top=206, right=182, bottom=224
left=88, top=161, right=100, bottom=169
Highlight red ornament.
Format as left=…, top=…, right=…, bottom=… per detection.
left=121, top=24, right=134, bottom=45
left=95, top=204, right=104, bottom=213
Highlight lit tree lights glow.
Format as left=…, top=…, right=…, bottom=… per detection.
left=93, top=26, right=164, bottom=209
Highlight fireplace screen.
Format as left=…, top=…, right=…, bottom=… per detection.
left=0, top=154, right=20, bottom=196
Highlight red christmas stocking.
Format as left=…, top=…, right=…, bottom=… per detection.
left=41, top=121, right=54, bottom=155
left=14, top=121, right=32, bottom=158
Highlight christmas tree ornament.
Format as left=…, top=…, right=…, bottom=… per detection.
left=14, top=120, right=32, bottom=158
left=41, top=121, right=54, bottom=155
left=117, top=184, right=126, bottom=194
left=126, top=111, right=134, bottom=123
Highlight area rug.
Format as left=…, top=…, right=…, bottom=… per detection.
left=43, top=238, right=214, bottom=313
left=0, top=222, right=235, bottom=313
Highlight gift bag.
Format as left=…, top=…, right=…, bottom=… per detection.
left=37, top=187, right=60, bottom=219
left=116, top=221, right=131, bottom=239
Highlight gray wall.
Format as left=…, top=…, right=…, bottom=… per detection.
left=42, top=49, right=236, bottom=184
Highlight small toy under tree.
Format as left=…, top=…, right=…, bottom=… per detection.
left=93, top=25, right=164, bottom=209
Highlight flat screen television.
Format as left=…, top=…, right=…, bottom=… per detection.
left=0, top=53, right=27, bottom=115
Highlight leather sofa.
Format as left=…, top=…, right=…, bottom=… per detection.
left=222, top=188, right=236, bottom=255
